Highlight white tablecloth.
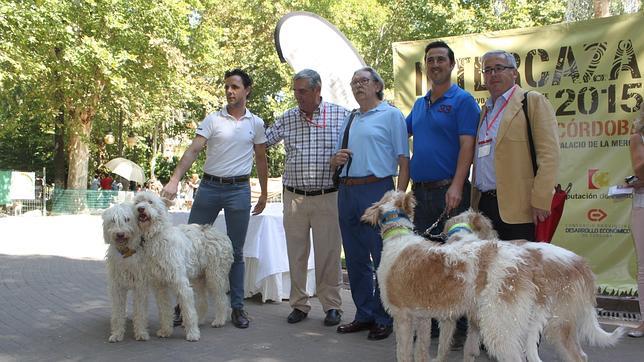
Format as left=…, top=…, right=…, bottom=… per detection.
left=170, top=203, right=315, bottom=302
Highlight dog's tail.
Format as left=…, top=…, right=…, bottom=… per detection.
left=577, top=306, right=625, bottom=347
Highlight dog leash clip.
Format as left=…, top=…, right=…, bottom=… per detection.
left=421, top=208, right=449, bottom=242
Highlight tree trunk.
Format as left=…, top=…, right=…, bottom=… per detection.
left=593, top=0, right=610, bottom=17
left=66, top=110, right=93, bottom=190
left=53, top=106, right=66, bottom=188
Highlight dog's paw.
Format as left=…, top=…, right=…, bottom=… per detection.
left=134, top=331, right=150, bottom=341
left=185, top=328, right=200, bottom=341
left=108, top=333, right=124, bottom=343
left=211, top=318, right=226, bottom=328
left=156, top=328, right=172, bottom=338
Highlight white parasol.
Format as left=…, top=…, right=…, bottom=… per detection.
left=104, top=158, right=146, bottom=185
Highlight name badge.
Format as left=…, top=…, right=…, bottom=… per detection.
left=478, top=138, right=492, bottom=158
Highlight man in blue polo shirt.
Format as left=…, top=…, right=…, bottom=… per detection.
left=406, top=41, right=479, bottom=346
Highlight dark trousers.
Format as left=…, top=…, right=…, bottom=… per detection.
left=478, top=192, right=535, bottom=241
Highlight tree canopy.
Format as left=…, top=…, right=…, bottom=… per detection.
left=0, top=0, right=640, bottom=187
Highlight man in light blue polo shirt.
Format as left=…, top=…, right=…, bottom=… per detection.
left=331, top=67, right=409, bottom=341
left=406, top=40, right=479, bottom=346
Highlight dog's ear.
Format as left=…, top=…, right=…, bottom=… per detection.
left=470, top=210, right=497, bottom=240
left=402, top=192, right=416, bottom=219
left=361, top=203, right=380, bottom=226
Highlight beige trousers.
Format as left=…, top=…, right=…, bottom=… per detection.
left=283, top=189, right=343, bottom=313
left=632, top=192, right=644, bottom=317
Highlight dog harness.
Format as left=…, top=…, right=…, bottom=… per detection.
left=446, top=223, right=472, bottom=237
left=380, top=209, right=413, bottom=239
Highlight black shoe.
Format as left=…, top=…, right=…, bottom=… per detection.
left=231, top=308, right=249, bottom=329
left=173, top=304, right=182, bottom=327
left=337, top=320, right=374, bottom=334
left=323, top=309, right=341, bottom=326
left=367, top=324, right=393, bottom=340
left=287, top=309, right=308, bottom=324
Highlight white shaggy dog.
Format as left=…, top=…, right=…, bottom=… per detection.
left=444, top=209, right=625, bottom=362
left=102, top=203, right=149, bottom=342
left=133, top=191, right=233, bottom=341
left=362, top=191, right=624, bottom=362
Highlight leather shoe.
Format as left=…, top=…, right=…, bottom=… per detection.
left=337, top=320, right=374, bottom=334
left=287, top=309, right=308, bottom=324
left=231, top=308, right=249, bottom=329
left=628, top=329, right=644, bottom=338
left=323, top=309, right=342, bottom=326
left=173, top=304, right=182, bottom=327
left=367, top=324, right=393, bottom=340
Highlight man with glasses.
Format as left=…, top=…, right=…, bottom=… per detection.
left=161, top=68, right=268, bottom=329
left=405, top=40, right=480, bottom=347
left=473, top=50, right=559, bottom=241
left=265, top=69, right=347, bottom=327
left=331, top=67, right=409, bottom=341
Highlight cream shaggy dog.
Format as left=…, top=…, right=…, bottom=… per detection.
left=102, top=203, right=149, bottom=342
left=362, top=190, right=476, bottom=362
left=443, top=209, right=625, bottom=362
left=133, top=191, right=233, bottom=341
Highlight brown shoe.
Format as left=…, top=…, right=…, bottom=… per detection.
left=337, top=320, right=373, bottom=334
left=367, top=324, right=393, bottom=340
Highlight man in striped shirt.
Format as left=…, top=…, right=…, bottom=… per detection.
left=266, top=69, right=348, bottom=327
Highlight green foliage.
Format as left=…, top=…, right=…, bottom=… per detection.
left=0, top=0, right=641, bottom=185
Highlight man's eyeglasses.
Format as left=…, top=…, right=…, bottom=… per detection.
left=350, top=78, right=372, bottom=87
left=482, top=65, right=515, bottom=75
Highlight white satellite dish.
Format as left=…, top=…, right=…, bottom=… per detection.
left=275, top=12, right=365, bottom=110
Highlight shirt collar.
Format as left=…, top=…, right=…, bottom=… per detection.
left=486, top=85, right=516, bottom=110
left=221, top=106, right=252, bottom=120
left=425, top=83, right=457, bottom=104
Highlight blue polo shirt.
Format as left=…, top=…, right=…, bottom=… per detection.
left=336, top=101, right=409, bottom=178
left=406, top=84, right=480, bottom=182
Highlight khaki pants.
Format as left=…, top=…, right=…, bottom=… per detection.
left=283, top=189, right=343, bottom=313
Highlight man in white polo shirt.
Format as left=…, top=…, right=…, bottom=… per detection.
left=161, top=68, right=268, bottom=329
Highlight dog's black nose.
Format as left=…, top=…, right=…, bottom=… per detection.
left=137, top=206, right=145, bottom=213
left=116, top=232, right=125, bottom=239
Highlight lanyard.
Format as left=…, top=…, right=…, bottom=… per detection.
left=303, top=104, right=326, bottom=128
left=483, top=85, right=516, bottom=139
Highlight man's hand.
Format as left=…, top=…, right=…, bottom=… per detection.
left=445, top=183, right=463, bottom=214
left=161, top=180, right=179, bottom=200
left=252, top=194, right=267, bottom=215
left=532, top=207, right=551, bottom=224
left=331, top=149, right=352, bottom=168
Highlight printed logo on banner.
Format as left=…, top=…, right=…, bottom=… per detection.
left=587, top=169, right=610, bottom=190
left=586, top=208, right=608, bottom=222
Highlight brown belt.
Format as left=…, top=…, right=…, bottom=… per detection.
left=413, top=178, right=452, bottom=190
left=340, top=175, right=388, bottom=186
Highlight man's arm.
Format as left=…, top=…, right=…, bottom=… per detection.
left=161, top=135, right=207, bottom=199
left=445, top=135, right=475, bottom=212
left=396, top=156, right=410, bottom=192
left=252, top=143, right=268, bottom=215
left=529, top=92, right=560, bottom=224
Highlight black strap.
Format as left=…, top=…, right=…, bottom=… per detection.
left=522, top=91, right=537, bottom=176
left=337, top=110, right=358, bottom=177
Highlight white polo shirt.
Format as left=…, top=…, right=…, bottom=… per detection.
left=196, top=107, right=267, bottom=177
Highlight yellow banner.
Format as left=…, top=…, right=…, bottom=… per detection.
left=393, top=13, right=644, bottom=293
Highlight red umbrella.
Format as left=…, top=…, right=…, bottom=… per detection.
left=536, top=183, right=571, bottom=243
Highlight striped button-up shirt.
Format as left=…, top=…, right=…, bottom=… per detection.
left=266, top=101, right=349, bottom=191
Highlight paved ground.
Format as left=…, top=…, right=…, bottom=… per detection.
left=0, top=214, right=642, bottom=361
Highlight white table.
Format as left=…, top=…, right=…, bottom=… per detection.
left=170, top=203, right=315, bottom=302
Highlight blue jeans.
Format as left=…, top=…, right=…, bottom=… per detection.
left=338, top=178, right=394, bottom=326
left=188, top=180, right=250, bottom=310
left=412, top=180, right=471, bottom=235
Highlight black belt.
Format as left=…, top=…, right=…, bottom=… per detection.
left=202, top=173, right=249, bottom=184
left=480, top=189, right=497, bottom=198
left=285, top=185, right=337, bottom=196
left=413, top=178, right=452, bottom=190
